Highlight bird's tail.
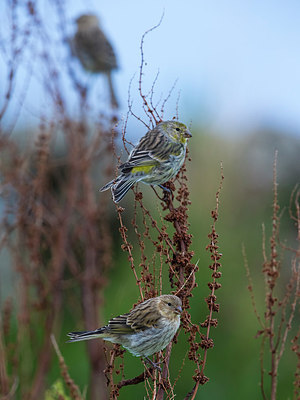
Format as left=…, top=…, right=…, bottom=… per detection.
left=106, top=72, right=118, bottom=109
left=100, top=179, right=115, bottom=193
left=100, top=176, right=136, bottom=203
left=67, top=328, right=105, bottom=343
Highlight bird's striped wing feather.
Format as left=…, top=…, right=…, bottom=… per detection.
left=120, top=148, right=170, bottom=172
left=120, top=130, right=182, bottom=173
left=75, top=29, right=117, bottom=69
left=106, top=313, right=134, bottom=334
left=126, top=300, right=160, bottom=331
left=119, top=151, right=155, bottom=172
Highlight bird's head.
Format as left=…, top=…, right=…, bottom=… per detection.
left=159, top=121, right=192, bottom=144
left=157, top=295, right=182, bottom=320
left=75, top=14, right=100, bottom=30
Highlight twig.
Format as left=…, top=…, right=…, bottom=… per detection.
left=138, top=13, right=164, bottom=125
left=116, top=206, right=144, bottom=301
left=51, top=334, right=83, bottom=400
left=117, top=368, right=154, bottom=389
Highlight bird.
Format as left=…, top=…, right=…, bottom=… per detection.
left=100, top=120, right=192, bottom=202
left=69, top=13, right=119, bottom=108
left=67, top=294, right=182, bottom=367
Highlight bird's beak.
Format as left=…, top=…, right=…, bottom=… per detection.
left=184, top=130, right=192, bottom=138
left=175, top=306, right=183, bottom=314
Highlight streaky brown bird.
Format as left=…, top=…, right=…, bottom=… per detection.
left=67, top=295, right=182, bottom=366
left=70, top=14, right=118, bottom=108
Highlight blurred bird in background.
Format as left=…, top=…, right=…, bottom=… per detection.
left=100, top=120, right=192, bottom=202
left=68, top=294, right=182, bottom=367
left=70, top=13, right=119, bottom=108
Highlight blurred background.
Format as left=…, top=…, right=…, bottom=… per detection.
left=0, top=1, right=299, bottom=399
left=2, top=0, right=300, bottom=136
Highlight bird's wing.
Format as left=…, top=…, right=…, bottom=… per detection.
left=107, top=308, right=159, bottom=333
left=75, top=28, right=117, bottom=69
left=120, top=131, right=172, bottom=172
left=94, top=33, right=117, bottom=68
left=119, top=150, right=157, bottom=172
left=106, top=300, right=160, bottom=334
left=126, top=300, right=160, bottom=331
left=106, top=313, right=135, bottom=334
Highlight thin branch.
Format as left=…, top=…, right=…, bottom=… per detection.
left=243, top=244, right=264, bottom=328
left=51, top=334, right=83, bottom=400
left=138, top=13, right=164, bottom=125
left=117, top=368, right=154, bottom=389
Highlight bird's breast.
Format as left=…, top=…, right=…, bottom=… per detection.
left=122, top=317, right=180, bottom=357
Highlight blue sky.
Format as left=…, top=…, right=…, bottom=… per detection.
left=1, top=0, right=300, bottom=137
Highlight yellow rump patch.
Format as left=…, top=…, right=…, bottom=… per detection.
left=131, top=165, right=154, bottom=174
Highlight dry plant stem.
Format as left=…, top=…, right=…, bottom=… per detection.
left=292, top=327, right=300, bottom=399
left=265, top=152, right=280, bottom=400
left=158, top=176, right=195, bottom=400
left=278, top=257, right=300, bottom=361
left=290, top=189, right=300, bottom=398
left=184, top=165, right=224, bottom=400
left=243, top=245, right=264, bottom=329
left=117, top=368, right=154, bottom=390
left=260, top=337, right=267, bottom=400
left=175, top=90, right=181, bottom=121
left=55, top=0, right=88, bottom=105
left=0, top=63, right=15, bottom=122
left=138, top=15, right=164, bottom=125
left=1, top=379, right=18, bottom=400
left=199, top=169, right=224, bottom=383
left=0, top=322, right=9, bottom=396
left=246, top=154, right=300, bottom=400
left=137, top=197, right=176, bottom=254
left=108, top=350, right=117, bottom=400
left=80, top=164, right=109, bottom=400
left=160, top=79, right=178, bottom=119
left=0, top=0, right=31, bottom=123
left=247, top=153, right=281, bottom=400
left=135, top=194, right=181, bottom=284
left=1, top=2, right=116, bottom=399
left=165, top=195, right=186, bottom=285
left=244, top=236, right=267, bottom=398
left=132, top=198, right=152, bottom=296
left=28, top=135, right=75, bottom=400
left=51, top=335, right=83, bottom=400
left=116, top=206, right=144, bottom=301
left=149, top=70, right=160, bottom=118
left=267, top=171, right=300, bottom=399
left=104, top=348, right=117, bottom=398
left=82, top=228, right=107, bottom=399
left=104, top=345, right=126, bottom=399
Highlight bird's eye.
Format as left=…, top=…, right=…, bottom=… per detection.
left=175, top=128, right=180, bottom=132
left=167, top=302, right=172, bottom=307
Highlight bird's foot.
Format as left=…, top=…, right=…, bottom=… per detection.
left=151, top=184, right=174, bottom=202
left=144, top=357, right=162, bottom=372
left=158, top=184, right=171, bottom=193
left=159, top=184, right=174, bottom=202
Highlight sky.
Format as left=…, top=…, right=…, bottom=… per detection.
left=1, top=0, right=300, bottom=137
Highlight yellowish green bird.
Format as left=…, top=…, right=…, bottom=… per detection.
left=67, top=295, right=182, bottom=366
left=100, top=120, right=192, bottom=202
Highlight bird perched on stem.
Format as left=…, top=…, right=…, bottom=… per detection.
left=70, top=13, right=119, bottom=108
left=100, top=120, right=192, bottom=202
left=67, top=295, right=182, bottom=367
